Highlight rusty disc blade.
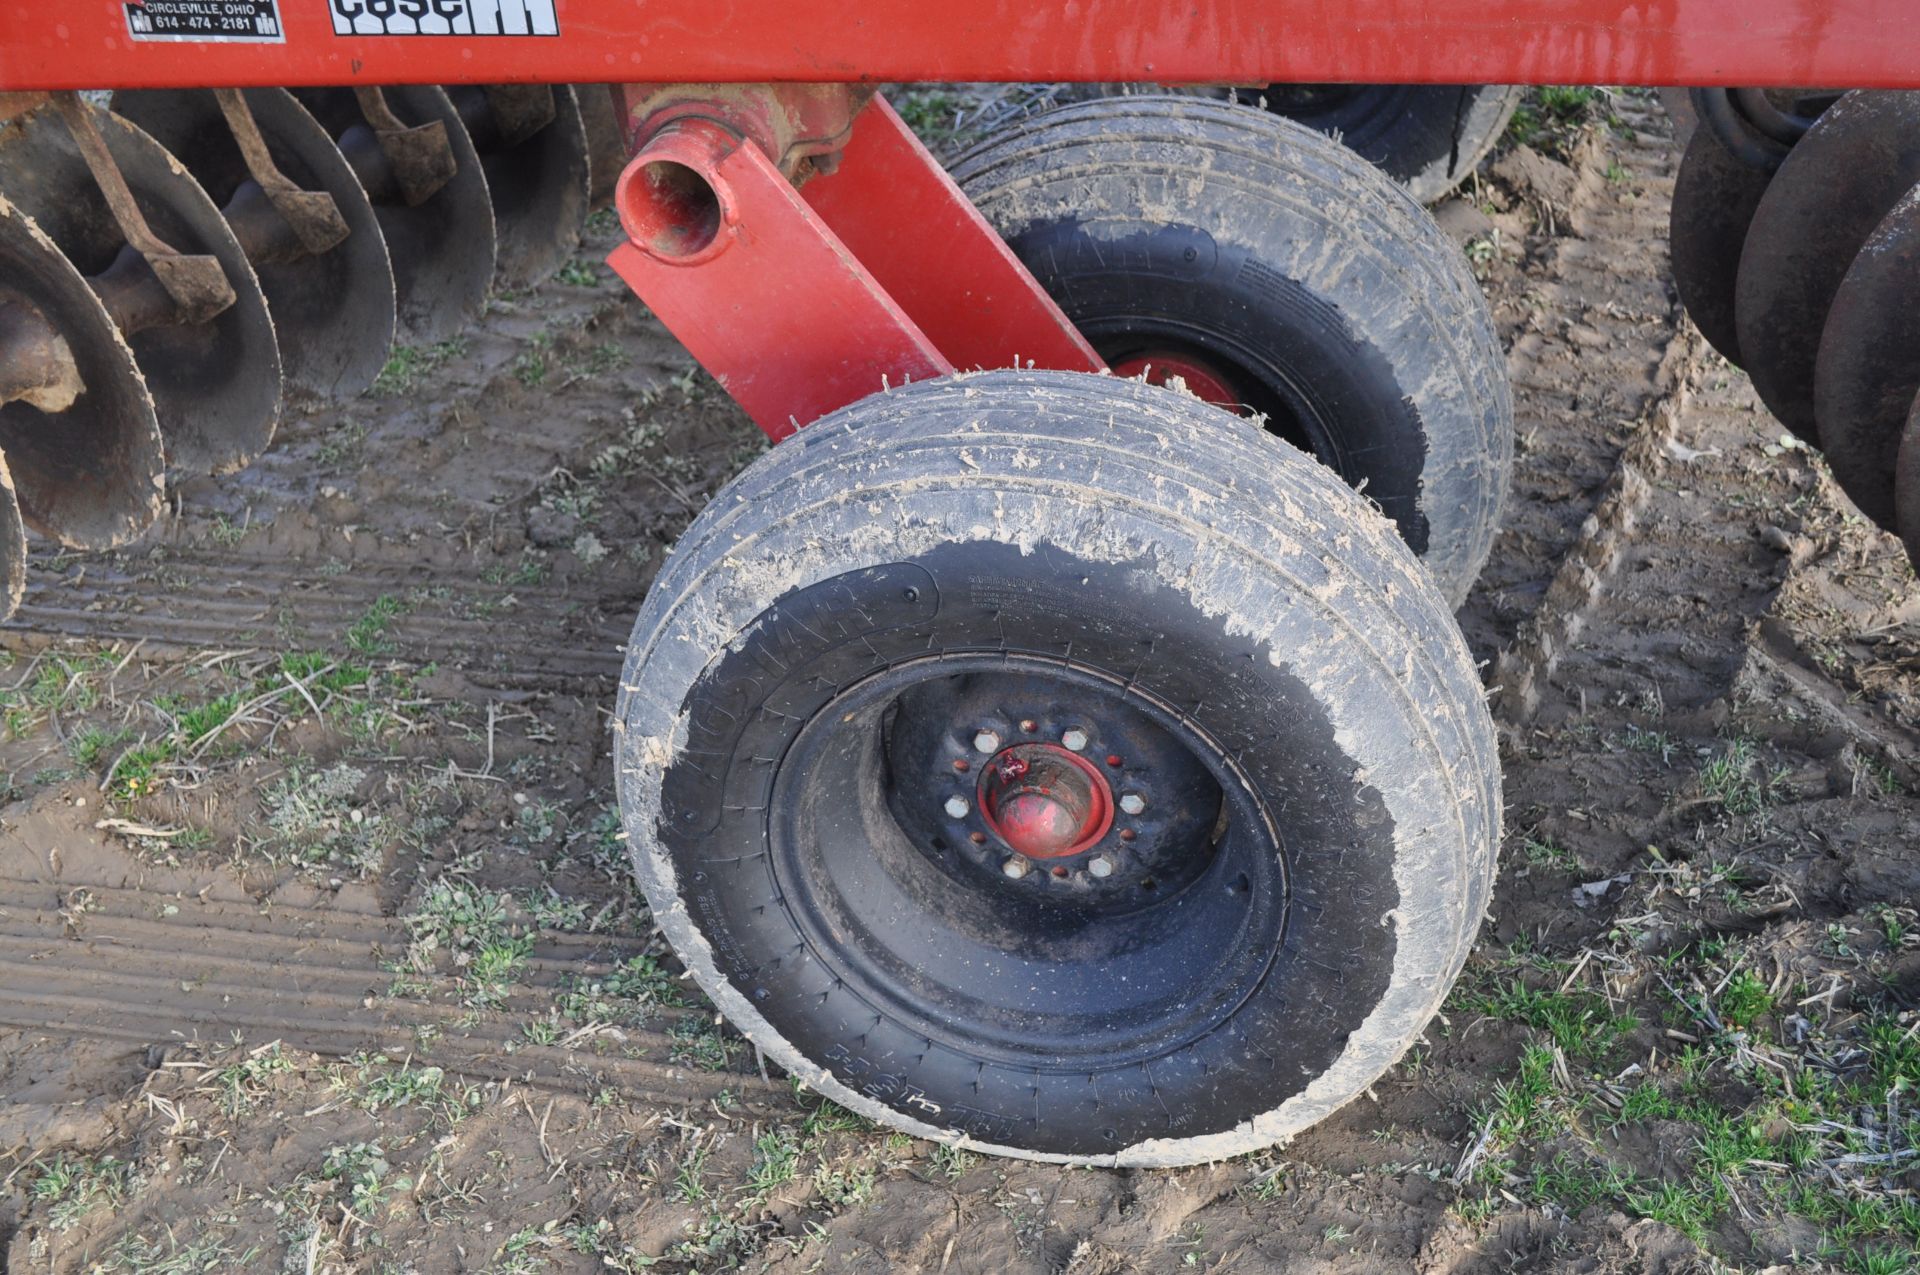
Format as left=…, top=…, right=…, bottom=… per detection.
left=0, top=194, right=166, bottom=550
left=1813, top=186, right=1920, bottom=531
left=446, top=84, right=590, bottom=288
left=574, top=83, right=626, bottom=212
left=293, top=85, right=496, bottom=345
left=0, top=449, right=28, bottom=620
left=113, top=87, right=398, bottom=401
left=1896, top=394, right=1920, bottom=574
left=0, top=102, right=282, bottom=475
left=1669, top=127, right=1773, bottom=367
left=1735, top=90, right=1920, bottom=443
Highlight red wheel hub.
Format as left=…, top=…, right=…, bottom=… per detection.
left=1109, top=350, right=1243, bottom=412
left=978, top=743, right=1114, bottom=859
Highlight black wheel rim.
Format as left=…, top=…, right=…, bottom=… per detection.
left=766, top=654, right=1287, bottom=1070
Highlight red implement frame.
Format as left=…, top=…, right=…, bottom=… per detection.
left=5, top=2, right=1920, bottom=90
left=13, top=2, right=1920, bottom=442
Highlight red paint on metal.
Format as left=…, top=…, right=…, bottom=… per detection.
left=605, top=115, right=951, bottom=441
left=6, top=3, right=1920, bottom=92
left=1110, top=351, right=1242, bottom=411
left=614, top=82, right=866, bottom=181
left=804, top=97, right=1103, bottom=375
left=979, top=743, right=1115, bottom=861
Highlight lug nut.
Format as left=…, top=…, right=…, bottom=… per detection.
left=1120, top=793, right=1146, bottom=815
left=1061, top=728, right=1089, bottom=752
left=1088, top=855, right=1114, bottom=879
left=1002, top=857, right=1030, bottom=879
left=944, top=795, right=971, bottom=819
left=1019, top=719, right=1037, bottom=733
left=973, top=729, right=1001, bottom=754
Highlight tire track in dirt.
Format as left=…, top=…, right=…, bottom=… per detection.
left=0, top=799, right=789, bottom=1112
left=1460, top=99, right=1687, bottom=661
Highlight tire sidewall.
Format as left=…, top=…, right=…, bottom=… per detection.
left=953, top=98, right=1511, bottom=607
left=616, top=373, right=1495, bottom=1166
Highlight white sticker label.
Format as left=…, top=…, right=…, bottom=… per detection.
left=329, top=0, right=560, bottom=36
left=125, top=0, right=286, bottom=43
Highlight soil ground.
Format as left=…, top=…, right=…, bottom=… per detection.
left=4, top=89, right=1920, bottom=1274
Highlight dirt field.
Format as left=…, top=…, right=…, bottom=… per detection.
left=4, top=89, right=1919, bottom=1274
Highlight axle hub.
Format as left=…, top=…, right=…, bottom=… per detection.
left=978, top=743, right=1113, bottom=859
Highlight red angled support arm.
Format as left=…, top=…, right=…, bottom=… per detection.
left=606, top=115, right=952, bottom=442
left=607, top=90, right=1101, bottom=442
left=803, top=99, right=1103, bottom=376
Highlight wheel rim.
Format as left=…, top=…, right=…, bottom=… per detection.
left=1096, top=323, right=1333, bottom=468
left=766, top=655, right=1286, bottom=1070
left=1108, top=349, right=1243, bottom=411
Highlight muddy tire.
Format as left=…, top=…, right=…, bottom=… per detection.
left=1256, top=83, right=1524, bottom=203
left=951, top=97, right=1512, bottom=608
left=614, top=370, right=1500, bottom=1166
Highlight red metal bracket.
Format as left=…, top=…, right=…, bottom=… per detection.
left=606, top=88, right=1100, bottom=442
left=606, top=115, right=950, bottom=442
left=803, top=98, right=1102, bottom=375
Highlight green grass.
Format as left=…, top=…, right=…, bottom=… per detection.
left=513, top=333, right=553, bottom=388
left=668, top=1017, right=739, bottom=1072
left=68, top=723, right=129, bottom=768
left=1697, top=737, right=1789, bottom=815
left=111, top=741, right=176, bottom=800
left=211, top=1042, right=295, bottom=1114
left=346, top=595, right=407, bottom=656
left=1472, top=975, right=1640, bottom=1061
left=746, top=1130, right=801, bottom=1200
left=32, top=1153, right=129, bottom=1230
left=1502, top=85, right=1608, bottom=159
left=0, top=651, right=108, bottom=738
left=399, top=878, right=542, bottom=1007
left=320, top=1141, right=410, bottom=1219
left=371, top=337, right=468, bottom=396
left=557, top=954, right=685, bottom=1026
left=95, top=1231, right=257, bottom=1274
left=1716, top=970, right=1775, bottom=1028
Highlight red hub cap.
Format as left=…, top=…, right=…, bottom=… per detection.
left=978, top=743, right=1115, bottom=859
left=1109, top=350, right=1243, bottom=412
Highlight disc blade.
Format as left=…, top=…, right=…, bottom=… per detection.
left=293, top=85, right=497, bottom=345
left=0, top=194, right=166, bottom=550
left=113, top=87, right=398, bottom=401
left=447, top=84, right=590, bottom=288
left=1813, top=185, right=1920, bottom=530
left=1669, top=127, right=1773, bottom=367
left=1735, top=90, right=1920, bottom=442
left=0, top=102, right=282, bottom=475
left=0, top=450, right=28, bottom=620
left=1896, top=394, right=1920, bottom=575
left=574, top=83, right=626, bottom=212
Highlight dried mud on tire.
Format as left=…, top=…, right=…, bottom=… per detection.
left=6, top=94, right=1920, bottom=1274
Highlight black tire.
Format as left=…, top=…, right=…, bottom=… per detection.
left=950, top=97, right=1512, bottom=609
left=615, top=371, right=1500, bottom=1166
left=1255, top=84, right=1524, bottom=204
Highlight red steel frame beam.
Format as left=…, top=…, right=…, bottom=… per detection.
left=5, top=2, right=1920, bottom=91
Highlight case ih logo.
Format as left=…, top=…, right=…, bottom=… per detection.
left=330, top=0, right=560, bottom=36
